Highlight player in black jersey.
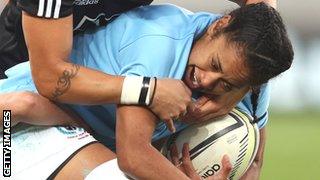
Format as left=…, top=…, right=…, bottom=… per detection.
left=0, top=0, right=154, bottom=73
left=0, top=0, right=196, bottom=131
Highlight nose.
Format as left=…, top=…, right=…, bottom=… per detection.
left=198, top=71, right=222, bottom=93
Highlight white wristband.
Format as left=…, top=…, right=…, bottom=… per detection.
left=120, top=76, right=144, bottom=104
left=145, top=81, right=152, bottom=105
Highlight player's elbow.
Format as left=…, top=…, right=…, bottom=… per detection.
left=117, top=151, right=138, bottom=174
left=31, top=63, right=62, bottom=100
left=33, top=79, right=51, bottom=99
left=117, top=143, right=148, bottom=176
left=117, top=158, right=132, bottom=174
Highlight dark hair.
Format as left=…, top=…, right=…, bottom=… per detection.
left=222, top=3, right=294, bottom=121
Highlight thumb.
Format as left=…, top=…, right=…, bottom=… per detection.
left=216, top=155, right=232, bottom=179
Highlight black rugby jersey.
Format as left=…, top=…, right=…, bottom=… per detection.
left=0, top=0, right=152, bottom=78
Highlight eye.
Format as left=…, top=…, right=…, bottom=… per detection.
left=222, top=81, right=232, bottom=92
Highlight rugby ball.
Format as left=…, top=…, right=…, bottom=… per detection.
left=162, top=108, right=260, bottom=180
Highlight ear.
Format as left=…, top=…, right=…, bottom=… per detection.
left=207, top=15, right=232, bottom=37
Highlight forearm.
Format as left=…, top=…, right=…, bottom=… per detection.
left=22, top=13, right=124, bottom=105
left=116, top=106, right=190, bottom=180
left=32, top=61, right=124, bottom=105
left=21, top=92, right=85, bottom=127
left=0, top=92, right=85, bottom=129
left=119, top=142, right=189, bottom=180
left=0, top=92, right=30, bottom=129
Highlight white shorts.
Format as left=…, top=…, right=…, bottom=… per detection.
left=85, top=159, right=129, bottom=180
left=0, top=124, right=97, bottom=180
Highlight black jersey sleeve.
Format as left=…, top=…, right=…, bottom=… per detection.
left=128, top=0, right=153, bottom=5
left=16, top=0, right=73, bottom=19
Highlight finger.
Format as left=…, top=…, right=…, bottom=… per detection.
left=196, top=101, right=225, bottom=122
left=181, top=100, right=206, bottom=123
left=182, top=109, right=188, bottom=117
left=182, top=143, right=191, bottom=161
left=181, top=143, right=196, bottom=174
left=216, top=155, right=232, bottom=179
left=165, top=118, right=176, bottom=133
left=197, top=112, right=228, bottom=123
left=194, top=95, right=210, bottom=108
left=178, top=111, right=188, bottom=121
left=179, top=103, right=197, bottom=122
left=175, top=107, right=187, bottom=118
left=198, top=99, right=218, bottom=115
left=170, top=144, right=180, bottom=166
left=185, top=100, right=220, bottom=123
left=197, top=88, right=249, bottom=121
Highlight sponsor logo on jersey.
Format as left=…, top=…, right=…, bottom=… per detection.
left=74, top=13, right=119, bottom=32
left=56, top=126, right=90, bottom=140
left=57, top=126, right=84, bottom=135
left=74, top=0, right=99, bottom=6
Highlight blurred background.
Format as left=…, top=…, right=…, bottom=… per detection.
left=1, top=0, right=319, bottom=179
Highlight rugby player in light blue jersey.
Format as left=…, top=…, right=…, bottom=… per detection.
left=0, top=2, right=293, bottom=179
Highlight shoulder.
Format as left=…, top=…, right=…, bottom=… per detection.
left=126, top=4, right=194, bottom=18
left=119, top=4, right=195, bottom=34
left=124, top=4, right=219, bottom=30
left=115, top=4, right=219, bottom=48
left=112, top=4, right=197, bottom=61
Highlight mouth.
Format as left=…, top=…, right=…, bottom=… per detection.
left=191, top=66, right=199, bottom=87
left=184, top=65, right=200, bottom=89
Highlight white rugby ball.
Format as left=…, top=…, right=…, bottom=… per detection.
left=162, top=108, right=260, bottom=180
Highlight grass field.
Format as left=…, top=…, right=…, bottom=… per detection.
left=260, top=110, right=320, bottom=180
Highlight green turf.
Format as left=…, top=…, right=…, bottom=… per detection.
left=260, top=110, right=320, bottom=180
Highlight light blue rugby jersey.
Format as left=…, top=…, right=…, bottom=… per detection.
left=0, top=4, right=269, bottom=150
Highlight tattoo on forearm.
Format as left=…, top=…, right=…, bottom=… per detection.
left=51, top=64, right=80, bottom=100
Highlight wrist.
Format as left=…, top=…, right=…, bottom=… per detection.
left=148, top=77, right=157, bottom=107
left=120, top=76, right=156, bottom=106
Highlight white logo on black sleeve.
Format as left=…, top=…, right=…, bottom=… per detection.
left=74, top=0, right=99, bottom=6
left=74, top=13, right=119, bottom=32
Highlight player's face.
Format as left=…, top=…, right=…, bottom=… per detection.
left=184, top=33, right=250, bottom=96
